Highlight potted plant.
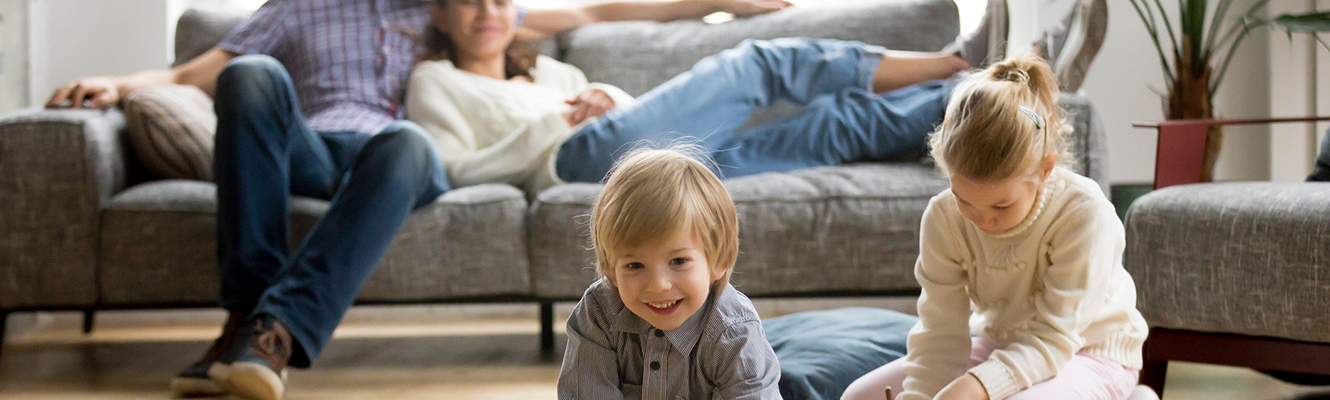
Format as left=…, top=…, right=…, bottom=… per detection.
left=1129, top=0, right=1329, bottom=182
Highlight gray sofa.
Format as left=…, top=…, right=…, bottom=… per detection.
left=0, top=0, right=1109, bottom=353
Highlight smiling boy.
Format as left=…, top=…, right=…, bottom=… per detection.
left=557, top=148, right=782, bottom=400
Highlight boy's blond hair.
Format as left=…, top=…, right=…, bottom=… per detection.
left=930, top=50, right=1074, bottom=182
left=590, top=147, right=739, bottom=292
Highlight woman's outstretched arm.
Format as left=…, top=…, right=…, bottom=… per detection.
left=522, top=0, right=791, bottom=39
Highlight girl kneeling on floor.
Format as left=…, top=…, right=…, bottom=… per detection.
left=842, top=51, right=1149, bottom=400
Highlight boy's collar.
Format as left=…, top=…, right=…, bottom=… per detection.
left=610, top=284, right=725, bottom=357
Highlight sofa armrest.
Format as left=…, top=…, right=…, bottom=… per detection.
left=1058, top=93, right=1109, bottom=193
left=0, top=108, right=127, bottom=309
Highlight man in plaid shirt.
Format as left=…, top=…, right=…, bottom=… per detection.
left=45, top=1, right=789, bottom=399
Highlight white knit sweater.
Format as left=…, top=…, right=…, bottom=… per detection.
left=405, top=56, right=634, bottom=193
left=898, top=167, right=1148, bottom=400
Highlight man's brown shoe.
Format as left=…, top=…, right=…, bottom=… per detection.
left=169, top=310, right=247, bottom=398
left=209, top=314, right=292, bottom=400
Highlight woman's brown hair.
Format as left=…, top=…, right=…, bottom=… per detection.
left=418, top=1, right=540, bottom=80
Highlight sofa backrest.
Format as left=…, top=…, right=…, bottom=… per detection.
left=167, top=4, right=1106, bottom=189
left=558, top=0, right=958, bottom=96
left=173, top=0, right=959, bottom=94
left=174, top=7, right=253, bottom=67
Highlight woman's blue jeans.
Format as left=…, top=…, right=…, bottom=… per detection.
left=213, top=55, right=449, bottom=367
left=556, top=38, right=958, bottom=182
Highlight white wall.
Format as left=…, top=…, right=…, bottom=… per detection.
left=1268, top=0, right=1329, bottom=182
left=24, top=0, right=262, bottom=108
left=27, top=0, right=172, bottom=107
left=0, top=0, right=28, bottom=112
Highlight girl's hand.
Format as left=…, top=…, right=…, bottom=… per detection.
left=564, top=89, right=616, bottom=126
left=934, top=374, right=989, bottom=400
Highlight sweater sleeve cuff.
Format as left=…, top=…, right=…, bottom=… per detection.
left=969, top=360, right=1020, bottom=400
left=587, top=83, right=636, bottom=108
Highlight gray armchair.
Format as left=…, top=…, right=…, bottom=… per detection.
left=1125, top=118, right=1330, bottom=395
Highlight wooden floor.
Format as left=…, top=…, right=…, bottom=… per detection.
left=1, top=302, right=1326, bottom=399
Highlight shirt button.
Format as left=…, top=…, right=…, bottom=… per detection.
left=654, top=329, right=664, bottom=338
left=650, top=361, right=660, bottom=371
left=383, top=46, right=392, bottom=53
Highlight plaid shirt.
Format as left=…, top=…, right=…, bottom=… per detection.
left=218, top=0, right=524, bottom=134
left=558, top=279, right=783, bottom=400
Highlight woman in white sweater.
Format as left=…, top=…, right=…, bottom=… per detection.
left=405, top=0, right=1024, bottom=193
left=840, top=52, right=1148, bottom=400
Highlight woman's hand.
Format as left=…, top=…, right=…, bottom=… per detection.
left=563, top=89, right=616, bottom=126
left=934, top=374, right=990, bottom=400
left=712, top=0, right=793, bottom=18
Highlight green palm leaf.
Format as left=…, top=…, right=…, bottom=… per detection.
left=1130, top=0, right=1329, bottom=99
left=1273, top=11, right=1330, bottom=33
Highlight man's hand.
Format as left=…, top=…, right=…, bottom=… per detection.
left=563, top=89, right=616, bottom=126
left=43, top=48, right=236, bottom=109
left=934, top=374, right=990, bottom=400
left=46, top=77, right=121, bottom=109
left=712, top=0, right=793, bottom=18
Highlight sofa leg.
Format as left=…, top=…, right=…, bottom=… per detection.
left=82, top=309, right=96, bottom=334
left=1140, top=360, right=1168, bottom=396
left=0, top=309, right=8, bottom=359
left=540, top=300, right=555, bottom=354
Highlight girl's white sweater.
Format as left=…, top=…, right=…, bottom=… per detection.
left=899, top=167, right=1148, bottom=400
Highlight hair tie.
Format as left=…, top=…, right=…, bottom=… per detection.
left=1018, top=106, right=1045, bottom=129
left=1000, top=68, right=1029, bottom=84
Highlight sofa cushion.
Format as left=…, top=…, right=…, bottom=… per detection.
left=558, top=0, right=959, bottom=97
left=122, top=85, right=216, bottom=181
left=529, top=163, right=950, bottom=299
left=99, top=180, right=532, bottom=305
left=1124, top=182, right=1330, bottom=344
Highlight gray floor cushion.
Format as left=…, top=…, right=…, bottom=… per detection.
left=764, top=307, right=917, bottom=400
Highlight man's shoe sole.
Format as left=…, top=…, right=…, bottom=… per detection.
left=226, top=361, right=286, bottom=400
left=169, top=375, right=225, bottom=398
left=206, top=361, right=235, bottom=393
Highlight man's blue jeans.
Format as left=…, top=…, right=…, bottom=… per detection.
left=213, top=55, right=449, bottom=367
left=556, top=38, right=957, bottom=182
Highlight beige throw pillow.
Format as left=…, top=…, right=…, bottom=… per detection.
left=123, top=84, right=216, bottom=181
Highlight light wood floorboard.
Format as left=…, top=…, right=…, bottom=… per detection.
left=1, top=304, right=1326, bottom=399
